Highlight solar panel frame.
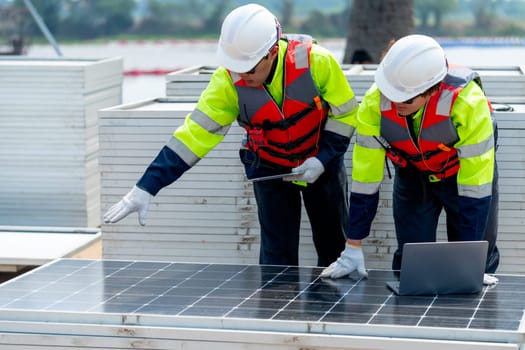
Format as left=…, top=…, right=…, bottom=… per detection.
left=0, top=258, right=523, bottom=346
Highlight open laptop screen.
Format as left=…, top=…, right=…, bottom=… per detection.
left=387, top=241, right=488, bottom=296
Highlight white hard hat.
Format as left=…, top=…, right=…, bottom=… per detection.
left=217, top=3, right=280, bottom=73
left=375, top=34, right=447, bottom=103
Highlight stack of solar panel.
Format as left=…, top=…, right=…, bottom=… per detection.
left=342, top=64, right=525, bottom=102
left=341, top=64, right=376, bottom=98
left=490, top=102, right=525, bottom=273
left=165, top=64, right=525, bottom=102
left=0, top=57, right=123, bottom=227
left=117, top=68, right=525, bottom=273
left=165, top=65, right=216, bottom=98
left=99, top=98, right=398, bottom=267
left=99, top=98, right=325, bottom=265
left=470, top=66, right=525, bottom=102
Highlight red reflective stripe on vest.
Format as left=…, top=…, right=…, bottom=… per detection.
left=232, top=38, right=328, bottom=168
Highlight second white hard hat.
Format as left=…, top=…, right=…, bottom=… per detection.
left=216, top=3, right=280, bottom=73
left=375, top=34, right=447, bottom=103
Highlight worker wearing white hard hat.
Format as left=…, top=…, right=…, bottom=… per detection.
left=216, top=3, right=281, bottom=74
left=321, top=34, right=499, bottom=284
left=374, top=35, right=448, bottom=103
left=104, top=3, right=359, bottom=267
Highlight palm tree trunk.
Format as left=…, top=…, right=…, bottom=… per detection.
left=343, top=0, right=414, bottom=64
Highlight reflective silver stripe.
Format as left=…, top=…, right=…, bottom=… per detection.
left=230, top=72, right=242, bottom=83
left=166, top=136, right=200, bottom=166
left=380, top=94, right=391, bottom=111
left=456, top=135, right=494, bottom=159
left=330, top=96, right=358, bottom=116
left=357, top=134, right=383, bottom=149
left=190, top=108, right=231, bottom=136
left=436, top=89, right=454, bottom=116
left=458, top=182, right=492, bottom=199
left=351, top=180, right=381, bottom=195
left=295, top=43, right=308, bottom=69
left=324, top=118, right=355, bottom=138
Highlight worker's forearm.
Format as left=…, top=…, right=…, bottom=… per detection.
left=137, top=146, right=190, bottom=196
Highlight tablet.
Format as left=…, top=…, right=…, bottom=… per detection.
left=248, top=172, right=297, bottom=182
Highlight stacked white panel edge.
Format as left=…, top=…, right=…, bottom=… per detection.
left=99, top=98, right=271, bottom=265
left=99, top=93, right=525, bottom=273
left=165, top=64, right=525, bottom=102
left=0, top=57, right=123, bottom=228
left=100, top=65, right=524, bottom=271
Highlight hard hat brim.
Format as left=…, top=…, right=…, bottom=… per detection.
left=375, top=64, right=418, bottom=103
left=216, top=44, right=264, bottom=73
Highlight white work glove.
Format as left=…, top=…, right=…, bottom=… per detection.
left=284, top=157, right=325, bottom=184
left=483, top=274, right=499, bottom=286
left=320, top=244, right=368, bottom=279
left=103, top=186, right=152, bottom=226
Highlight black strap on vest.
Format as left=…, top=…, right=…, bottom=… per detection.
left=255, top=99, right=327, bottom=131
left=401, top=148, right=458, bottom=163
left=266, top=124, right=321, bottom=151
left=262, top=144, right=319, bottom=162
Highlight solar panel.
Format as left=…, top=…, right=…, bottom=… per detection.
left=0, top=258, right=523, bottom=345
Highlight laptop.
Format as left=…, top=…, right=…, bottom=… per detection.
left=386, top=241, right=488, bottom=296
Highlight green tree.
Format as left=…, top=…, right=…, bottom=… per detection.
left=300, top=9, right=347, bottom=37
left=280, top=0, right=294, bottom=29
left=415, top=0, right=458, bottom=35
left=500, top=0, right=525, bottom=19
left=13, top=0, right=61, bottom=38
left=59, top=0, right=135, bottom=39
left=136, top=0, right=178, bottom=35
left=202, top=0, right=230, bottom=34
left=136, top=0, right=230, bottom=37
left=468, top=0, right=498, bottom=34
left=95, top=0, right=135, bottom=36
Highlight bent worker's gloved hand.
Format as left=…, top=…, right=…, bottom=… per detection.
left=284, top=157, right=324, bottom=184
left=103, top=185, right=152, bottom=226
left=483, top=273, right=499, bottom=286
left=320, top=243, right=368, bottom=279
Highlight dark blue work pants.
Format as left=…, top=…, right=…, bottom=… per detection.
left=391, top=164, right=500, bottom=273
left=252, top=157, right=348, bottom=267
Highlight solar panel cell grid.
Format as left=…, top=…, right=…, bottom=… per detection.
left=0, top=258, right=523, bottom=341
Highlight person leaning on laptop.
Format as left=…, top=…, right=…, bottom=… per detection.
left=321, top=34, right=499, bottom=284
